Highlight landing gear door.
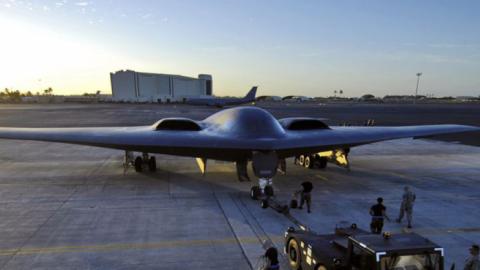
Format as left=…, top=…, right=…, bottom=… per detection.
left=251, top=151, right=278, bottom=178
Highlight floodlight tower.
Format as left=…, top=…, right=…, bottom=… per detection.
left=414, top=72, right=422, bottom=104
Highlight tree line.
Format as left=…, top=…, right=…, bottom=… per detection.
left=0, top=88, right=54, bottom=102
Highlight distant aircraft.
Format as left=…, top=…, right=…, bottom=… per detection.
left=185, top=86, right=257, bottom=107
left=0, top=106, right=478, bottom=200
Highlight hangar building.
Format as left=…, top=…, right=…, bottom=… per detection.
left=110, top=70, right=212, bottom=103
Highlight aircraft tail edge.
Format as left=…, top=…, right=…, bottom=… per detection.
left=244, top=86, right=257, bottom=100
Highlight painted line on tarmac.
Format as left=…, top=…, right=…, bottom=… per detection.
left=400, top=226, right=480, bottom=235
left=0, top=236, right=284, bottom=256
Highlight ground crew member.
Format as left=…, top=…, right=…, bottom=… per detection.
left=464, top=244, right=480, bottom=270
left=396, top=186, right=416, bottom=228
left=298, top=181, right=313, bottom=213
left=370, top=197, right=390, bottom=234
left=260, top=247, right=280, bottom=270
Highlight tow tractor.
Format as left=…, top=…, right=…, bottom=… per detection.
left=248, top=193, right=447, bottom=270
left=284, top=222, right=446, bottom=270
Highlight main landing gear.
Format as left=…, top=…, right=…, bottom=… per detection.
left=250, top=178, right=275, bottom=209
left=124, top=151, right=157, bottom=173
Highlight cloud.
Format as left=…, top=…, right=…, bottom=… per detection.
left=75, top=2, right=89, bottom=6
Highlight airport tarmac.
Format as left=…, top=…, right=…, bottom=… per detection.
left=0, top=103, right=479, bottom=269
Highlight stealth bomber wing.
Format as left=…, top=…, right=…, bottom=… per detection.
left=0, top=106, right=477, bottom=177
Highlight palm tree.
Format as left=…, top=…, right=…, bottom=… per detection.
left=43, top=87, right=53, bottom=96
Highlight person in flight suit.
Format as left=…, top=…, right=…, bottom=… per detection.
left=464, top=244, right=480, bottom=270
left=396, top=186, right=416, bottom=229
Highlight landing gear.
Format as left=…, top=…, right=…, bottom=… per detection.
left=134, top=156, right=143, bottom=172
left=148, top=156, right=157, bottom=172
left=261, top=199, right=269, bottom=209
left=295, top=155, right=328, bottom=169
left=125, top=151, right=157, bottom=173
left=304, top=156, right=312, bottom=169
left=297, top=155, right=305, bottom=166
left=264, top=185, right=274, bottom=197
left=250, top=177, right=275, bottom=208
left=236, top=160, right=250, bottom=181
left=250, top=186, right=261, bottom=200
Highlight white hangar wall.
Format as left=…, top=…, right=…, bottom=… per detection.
left=110, top=70, right=212, bottom=103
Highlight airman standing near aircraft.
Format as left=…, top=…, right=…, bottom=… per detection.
left=396, top=186, right=416, bottom=229
left=370, top=197, right=390, bottom=234
left=464, top=244, right=480, bottom=270
left=298, top=181, right=313, bottom=213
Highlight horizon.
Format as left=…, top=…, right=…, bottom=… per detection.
left=1, top=1, right=479, bottom=97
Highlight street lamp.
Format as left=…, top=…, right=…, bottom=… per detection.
left=414, top=72, right=422, bottom=104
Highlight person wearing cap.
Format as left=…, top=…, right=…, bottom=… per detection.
left=396, top=186, right=416, bottom=228
left=464, top=244, right=480, bottom=270
left=369, top=197, right=390, bottom=234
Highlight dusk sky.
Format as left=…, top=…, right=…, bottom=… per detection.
left=1, top=0, right=479, bottom=97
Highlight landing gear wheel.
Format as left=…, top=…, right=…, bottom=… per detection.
left=250, top=186, right=261, bottom=200
left=264, top=185, right=274, bottom=197
left=314, top=264, right=327, bottom=270
left=134, top=157, right=143, bottom=172
left=298, top=155, right=305, bottom=166
left=148, top=156, right=156, bottom=172
left=261, top=199, right=269, bottom=209
left=287, top=239, right=302, bottom=270
left=304, top=156, right=312, bottom=168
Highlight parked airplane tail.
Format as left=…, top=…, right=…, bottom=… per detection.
left=244, top=86, right=257, bottom=100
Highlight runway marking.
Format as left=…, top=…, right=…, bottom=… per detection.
left=0, top=236, right=284, bottom=256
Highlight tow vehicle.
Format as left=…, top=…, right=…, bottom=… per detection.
left=284, top=223, right=445, bottom=270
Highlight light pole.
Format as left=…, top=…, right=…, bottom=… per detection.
left=414, top=72, right=422, bottom=104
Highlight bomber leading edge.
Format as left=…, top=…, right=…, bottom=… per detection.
left=0, top=106, right=478, bottom=204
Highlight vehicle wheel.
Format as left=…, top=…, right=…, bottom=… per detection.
left=317, top=157, right=328, bottom=169
left=261, top=199, right=269, bottom=209
left=298, top=155, right=305, bottom=166
left=148, top=156, right=156, bottom=172
left=264, top=185, right=274, bottom=197
left=314, top=264, right=327, bottom=270
left=287, top=239, right=302, bottom=270
left=304, top=156, right=311, bottom=168
left=250, top=186, right=261, bottom=200
left=134, top=157, right=143, bottom=172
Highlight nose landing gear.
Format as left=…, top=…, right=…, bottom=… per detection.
left=250, top=177, right=275, bottom=208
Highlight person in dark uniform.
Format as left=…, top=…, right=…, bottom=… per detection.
left=298, top=181, right=313, bottom=213
left=370, top=197, right=390, bottom=234
left=262, top=247, right=280, bottom=270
